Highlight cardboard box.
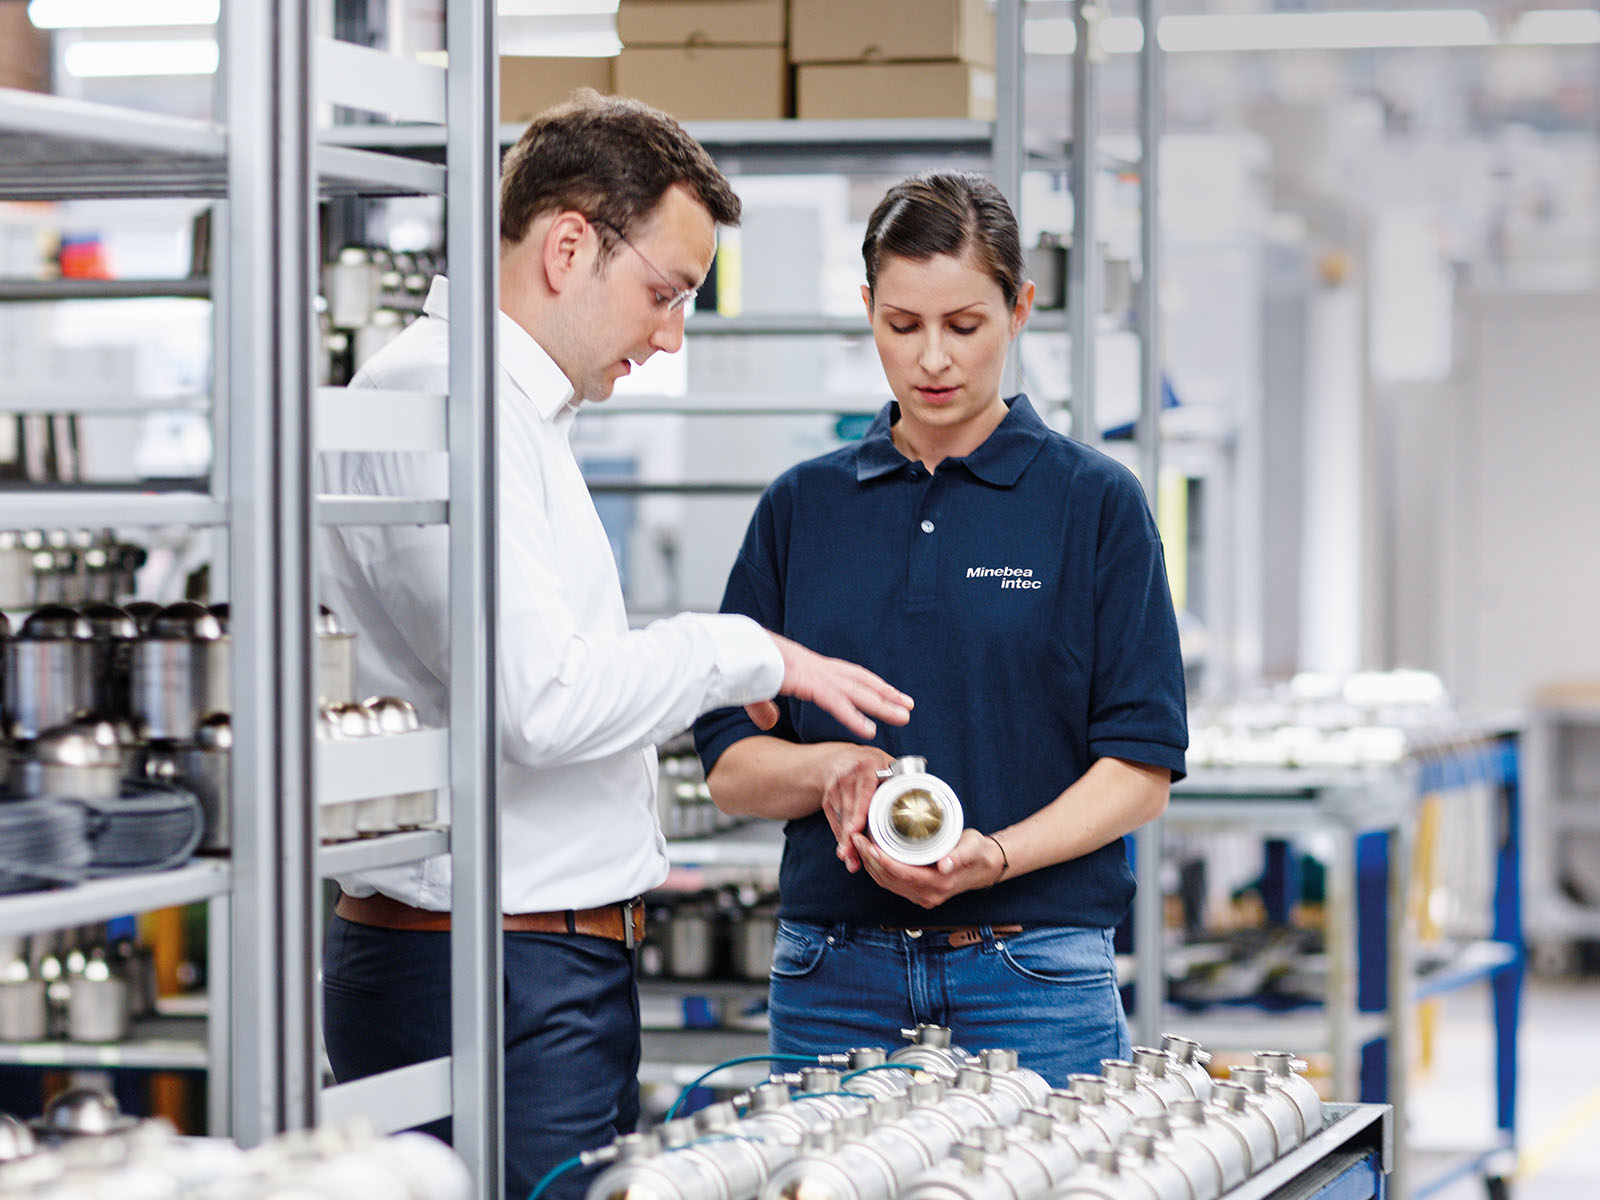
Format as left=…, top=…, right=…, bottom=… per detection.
left=614, top=47, right=788, bottom=120
left=789, top=0, right=994, bottom=65
left=617, top=0, right=787, bottom=47
left=796, top=62, right=995, bottom=120
left=500, top=56, right=614, bottom=125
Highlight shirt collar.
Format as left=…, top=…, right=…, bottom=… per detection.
left=422, top=276, right=579, bottom=422
left=855, top=394, right=1048, bottom=486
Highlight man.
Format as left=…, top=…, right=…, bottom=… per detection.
left=317, top=92, right=912, bottom=1200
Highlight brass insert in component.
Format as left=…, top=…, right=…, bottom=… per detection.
left=867, top=756, right=963, bottom=866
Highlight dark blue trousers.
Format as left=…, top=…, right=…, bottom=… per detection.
left=323, top=915, right=641, bottom=1200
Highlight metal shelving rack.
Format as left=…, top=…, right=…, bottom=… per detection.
left=0, top=3, right=502, bottom=1192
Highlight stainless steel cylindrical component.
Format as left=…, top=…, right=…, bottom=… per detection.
left=1253, top=1051, right=1323, bottom=1142
left=868, top=757, right=963, bottom=865
left=316, top=606, right=358, bottom=707
left=361, top=696, right=436, bottom=829
left=663, top=903, right=717, bottom=980
left=896, top=1140, right=1026, bottom=1200
left=0, top=1112, right=36, bottom=1163
left=0, top=970, right=48, bottom=1041
left=35, top=724, right=123, bottom=800
left=1132, top=1114, right=1221, bottom=1200
left=1158, top=1036, right=1213, bottom=1104
left=1129, top=1048, right=1193, bottom=1110
left=951, top=1066, right=1025, bottom=1128
left=1203, top=1081, right=1277, bottom=1173
left=1098, top=1061, right=1167, bottom=1123
left=131, top=601, right=226, bottom=740
left=731, top=904, right=778, bottom=982
left=26, top=1086, right=138, bottom=1144
left=585, top=1131, right=720, bottom=1200
left=1049, top=1146, right=1160, bottom=1200
left=5, top=606, right=95, bottom=739
left=1063, top=1076, right=1136, bottom=1145
left=976, top=1048, right=1053, bottom=1112
left=1164, top=1099, right=1247, bottom=1194
left=82, top=603, right=138, bottom=720
left=1114, top=1131, right=1194, bottom=1200
left=890, top=1024, right=970, bottom=1080
left=65, top=961, right=129, bottom=1043
left=1038, top=1092, right=1118, bottom=1156
left=740, top=1081, right=845, bottom=1144
left=1004, top=1111, right=1088, bottom=1188
left=842, top=1047, right=920, bottom=1098
left=181, top=713, right=233, bottom=851
left=1228, top=1066, right=1300, bottom=1155
left=762, top=1132, right=897, bottom=1200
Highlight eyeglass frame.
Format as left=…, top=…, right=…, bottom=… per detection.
left=590, top=217, right=701, bottom=314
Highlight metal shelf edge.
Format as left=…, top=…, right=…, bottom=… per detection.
left=317, top=828, right=450, bottom=878
left=0, top=861, right=231, bottom=938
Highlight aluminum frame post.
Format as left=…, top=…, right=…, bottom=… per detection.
left=1069, top=0, right=1102, bottom=444
left=224, top=0, right=319, bottom=1141
left=445, top=1, right=503, bottom=1194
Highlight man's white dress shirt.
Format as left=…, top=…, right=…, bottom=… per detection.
left=319, top=277, right=784, bottom=913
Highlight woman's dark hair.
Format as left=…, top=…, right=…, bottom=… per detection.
left=500, top=89, right=741, bottom=253
left=862, top=171, right=1026, bottom=307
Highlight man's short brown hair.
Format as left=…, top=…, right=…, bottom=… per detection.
left=500, top=90, right=741, bottom=253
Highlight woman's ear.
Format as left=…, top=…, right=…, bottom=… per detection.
left=542, top=210, right=592, bottom=294
left=861, top=283, right=875, bottom=318
left=1011, top=279, right=1036, bottom=335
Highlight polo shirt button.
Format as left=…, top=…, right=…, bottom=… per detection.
left=920, top=520, right=935, bottom=534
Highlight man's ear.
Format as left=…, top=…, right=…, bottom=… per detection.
left=542, top=210, right=591, bottom=294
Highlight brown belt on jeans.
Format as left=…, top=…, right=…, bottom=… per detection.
left=880, top=924, right=1024, bottom=949
left=335, top=890, right=645, bottom=946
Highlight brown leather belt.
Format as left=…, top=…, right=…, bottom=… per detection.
left=881, top=924, right=1024, bottom=948
left=336, top=890, right=645, bottom=947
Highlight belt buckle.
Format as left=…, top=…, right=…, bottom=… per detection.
left=621, top=897, right=640, bottom=949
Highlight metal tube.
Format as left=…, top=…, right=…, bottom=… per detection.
left=445, top=0, right=503, bottom=1194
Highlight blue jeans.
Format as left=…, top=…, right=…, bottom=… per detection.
left=767, top=921, right=1130, bottom=1087
left=322, top=916, right=641, bottom=1200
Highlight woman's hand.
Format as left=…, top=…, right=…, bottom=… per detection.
left=850, top=828, right=1006, bottom=909
left=819, top=746, right=896, bottom=872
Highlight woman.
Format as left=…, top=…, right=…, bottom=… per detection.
left=692, top=172, right=1187, bottom=1085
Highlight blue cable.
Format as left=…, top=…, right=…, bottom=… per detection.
left=527, top=1153, right=585, bottom=1200
left=664, top=1052, right=824, bottom=1120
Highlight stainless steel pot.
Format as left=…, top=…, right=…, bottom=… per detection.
left=663, top=903, right=717, bottom=980
left=869, top=757, right=963, bottom=866
left=5, top=605, right=95, bottom=740
left=317, top=705, right=359, bottom=842
left=181, top=713, right=233, bottom=851
left=362, top=696, right=436, bottom=828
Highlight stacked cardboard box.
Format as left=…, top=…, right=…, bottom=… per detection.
left=790, top=0, right=996, bottom=120
left=500, top=56, right=616, bottom=125
left=613, top=0, right=788, bottom=121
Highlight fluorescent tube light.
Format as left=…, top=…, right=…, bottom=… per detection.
left=63, top=38, right=219, bottom=77
left=1510, top=8, right=1600, bottom=44
left=1158, top=10, right=1494, bottom=52
left=29, top=0, right=218, bottom=28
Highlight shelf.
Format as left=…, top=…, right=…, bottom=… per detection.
left=0, top=861, right=230, bottom=939
left=1222, top=1104, right=1391, bottom=1200
left=315, top=388, right=447, bottom=453
left=317, top=726, right=449, bottom=804
left=667, top=826, right=785, bottom=868
left=639, top=978, right=770, bottom=1004
left=0, top=1012, right=207, bottom=1071
left=1413, top=940, right=1519, bottom=1001
left=0, top=392, right=209, bottom=415
left=0, top=87, right=442, bottom=200
left=318, top=828, right=449, bottom=878
left=0, top=489, right=224, bottom=530
left=638, top=1028, right=776, bottom=1087
left=316, top=495, right=447, bottom=526
left=1160, top=1008, right=1389, bottom=1052
left=0, top=279, right=211, bottom=302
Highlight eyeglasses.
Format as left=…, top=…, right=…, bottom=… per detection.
left=592, top=218, right=700, bottom=314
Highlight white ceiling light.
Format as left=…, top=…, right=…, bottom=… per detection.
left=1510, top=8, right=1600, bottom=44
left=1158, top=10, right=1494, bottom=52
left=63, top=38, right=219, bottom=77
left=28, top=0, right=218, bottom=28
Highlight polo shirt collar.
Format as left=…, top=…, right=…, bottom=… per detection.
left=422, top=276, right=579, bottom=422
left=855, top=394, right=1048, bottom=486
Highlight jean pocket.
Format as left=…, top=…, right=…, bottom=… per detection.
left=769, top=920, right=832, bottom=979
left=994, top=926, right=1116, bottom=988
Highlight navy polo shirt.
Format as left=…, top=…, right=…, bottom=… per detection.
left=693, top=394, right=1187, bottom=929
